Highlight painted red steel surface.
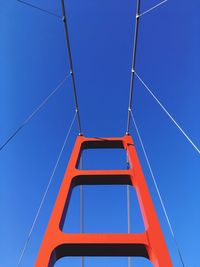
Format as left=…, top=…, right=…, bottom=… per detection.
left=35, top=135, right=172, bottom=267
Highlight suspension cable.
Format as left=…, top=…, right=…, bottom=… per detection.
left=80, top=158, right=84, bottom=234
left=17, top=111, right=77, bottom=267
left=134, top=71, right=200, bottom=154
left=126, top=0, right=140, bottom=135
left=0, top=74, right=70, bottom=152
left=126, top=0, right=169, bottom=134
left=138, top=0, right=168, bottom=18
left=17, top=0, right=62, bottom=19
left=127, top=185, right=132, bottom=267
left=61, top=0, right=82, bottom=135
left=131, top=111, right=186, bottom=267
left=126, top=155, right=132, bottom=267
left=17, top=0, right=83, bottom=135
left=79, top=156, right=84, bottom=267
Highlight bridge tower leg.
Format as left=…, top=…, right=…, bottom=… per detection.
left=35, top=135, right=172, bottom=267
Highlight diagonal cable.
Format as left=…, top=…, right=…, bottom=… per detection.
left=17, top=111, right=77, bottom=267
left=131, top=111, right=186, bottom=267
left=0, top=74, right=70, bottom=152
left=138, top=0, right=168, bottom=18
left=17, top=0, right=62, bottom=19
left=134, top=71, right=200, bottom=154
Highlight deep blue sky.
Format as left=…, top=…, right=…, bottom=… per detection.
left=0, top=0, right=200, bottom=266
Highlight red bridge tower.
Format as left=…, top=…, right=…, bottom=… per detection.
left=35, top=135, right=172, bottom=267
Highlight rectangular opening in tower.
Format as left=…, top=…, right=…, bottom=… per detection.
left=77, top=139, right=128, bottom=170
left=62, top=184, right=145, bottom=233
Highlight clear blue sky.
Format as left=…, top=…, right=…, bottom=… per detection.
left=0, top=0, right=200, bottom=266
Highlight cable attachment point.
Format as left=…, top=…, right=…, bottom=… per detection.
left=131, top=69, right=135, bottom=73
left=136, top=14, right=139, bottom=19
left=62, top=16, right=66, bottom=22
left=70, top=70, right=73, bottom=75
left=128, top=108, right=132, bottom=112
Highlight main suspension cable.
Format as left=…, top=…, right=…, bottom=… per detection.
left=131, top=111, right=186, bottom=267
left=126, top=0, right=169, bottom=134
left=17, top=0, right=62, bottom=19
left=17, top=111, right=77, bottom=267
left=134, top=71, right=200, bottom=154
left=61, top=0, right=82, bottom=135
left=17, top=0, right=83, bottom=135
left=0, top=74, right=70, bottom=152
left=126, top=0, right=140, bottom=135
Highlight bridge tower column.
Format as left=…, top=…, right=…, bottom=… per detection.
left=35, top=135, right=172, bottom=267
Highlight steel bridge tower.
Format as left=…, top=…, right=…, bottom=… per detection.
left=35, top=135, right=172, bottom=267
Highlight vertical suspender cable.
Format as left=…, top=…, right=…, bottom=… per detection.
left=127, top=186, right=131, bottom=235
left=127, top=185, right=131, bottom=267
left=61, top=0, right=82, bottom=135
left=126, top=154, right=132, bottom=267
left=126, top=0, right=140, bottom=135
left=80, top=155, right=84, bottom=267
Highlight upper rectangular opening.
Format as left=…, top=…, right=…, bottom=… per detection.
left=77, top=148, right=128, bottom=170
left=76, top=139, right=128, bottom=170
